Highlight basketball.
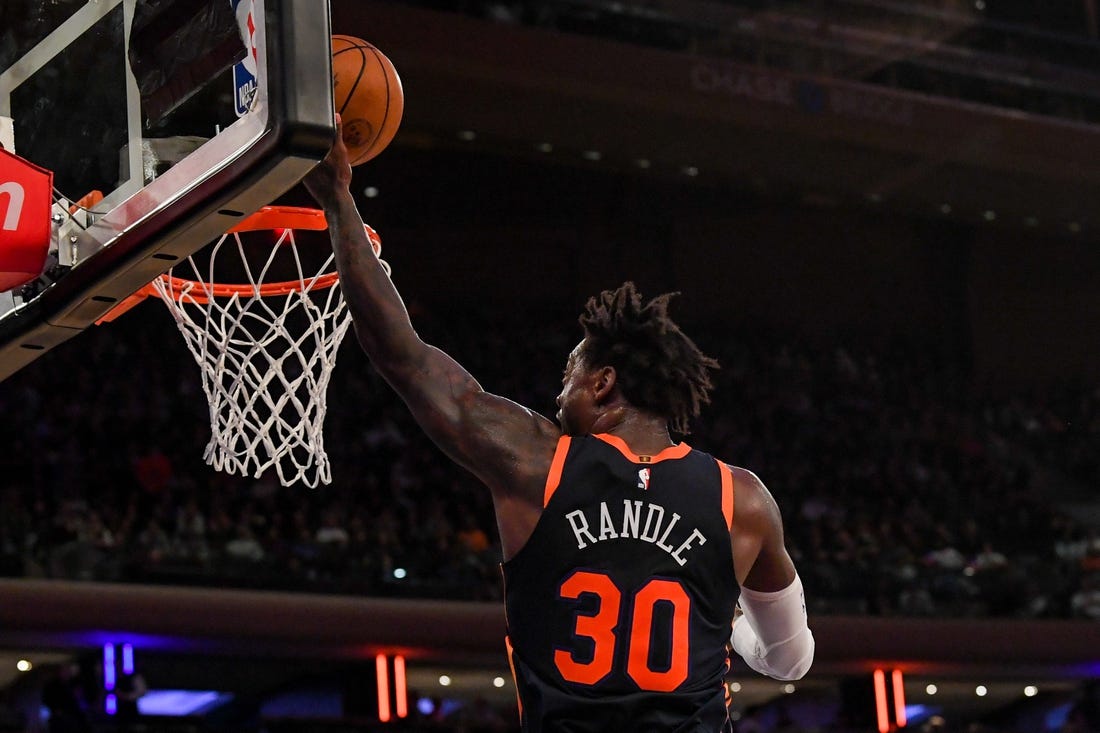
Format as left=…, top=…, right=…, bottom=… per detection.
left=331, top=35, right=404, bottom=166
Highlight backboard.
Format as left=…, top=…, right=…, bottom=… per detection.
left=0, top=0, right=335, bottom=380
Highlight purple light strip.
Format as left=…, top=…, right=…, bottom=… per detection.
left=102, top=644, right=116, bottom=691
left=122, top=644, right=134, bottom=675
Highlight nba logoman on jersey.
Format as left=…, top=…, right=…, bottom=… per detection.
left=502, top=433, right=739, bottom=733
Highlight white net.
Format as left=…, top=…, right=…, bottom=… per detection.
left=150, top=212, right=386, bottom=488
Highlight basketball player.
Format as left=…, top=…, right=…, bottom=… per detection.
left=304, top=117, right=814, bottom=732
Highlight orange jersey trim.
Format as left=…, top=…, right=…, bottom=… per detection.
left=543, top=435, right=572, bottom=507
left=593, top=433, right=691, bottom=463
left=717, top=461, right=735, bottom=530
left=722, top=656, right=733, bottom=708
left=505, top=635, right=523, bottom=720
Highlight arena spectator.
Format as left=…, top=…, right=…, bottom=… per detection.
left=0, top=303, right=1096, bottom=620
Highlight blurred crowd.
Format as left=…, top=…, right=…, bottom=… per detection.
left=0, top=301, right=1097, bottom=624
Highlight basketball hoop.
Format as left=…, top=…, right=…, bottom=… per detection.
left=125, top=205, right=388, bottom=488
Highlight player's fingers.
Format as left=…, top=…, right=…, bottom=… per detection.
left=329, top=113, right=350, bottom=162
left=332, top=112, right=344, bottom=150
left=335, top=116, right=348, bottom=150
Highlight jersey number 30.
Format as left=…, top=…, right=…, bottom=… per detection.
left=555, top=570, right=690, bottom=692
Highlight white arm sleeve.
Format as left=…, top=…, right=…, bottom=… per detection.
left=730, top=573, right=815, bottom=680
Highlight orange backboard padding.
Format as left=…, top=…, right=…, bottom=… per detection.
left=229, top=205, right=328, bottom=233
left=95, top=290, right=148, bottom=324
left=69, top=190, right=104, bottom=214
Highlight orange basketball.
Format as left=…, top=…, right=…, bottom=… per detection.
left=331, top=35, right=404, bottom=166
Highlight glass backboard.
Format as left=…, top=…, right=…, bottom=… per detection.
left=0, top=0, right=335, bottom=380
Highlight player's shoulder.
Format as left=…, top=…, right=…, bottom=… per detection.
left=727, top=464, right=767, bottom=492
left=686, top=451, right=769, bottom=502
left=701, top=453, right=765, bottom=489
left=718, top=463, right=782, bottom=524
left=479, top=405, right=566, bottom=500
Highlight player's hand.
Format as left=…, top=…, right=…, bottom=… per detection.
left=303, top=113, right=354, bottom=210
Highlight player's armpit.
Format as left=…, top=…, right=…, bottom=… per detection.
left=393, top=345, right=560, bottom=498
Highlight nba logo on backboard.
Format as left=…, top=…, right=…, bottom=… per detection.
left=232, top=0, right=259, bottom=117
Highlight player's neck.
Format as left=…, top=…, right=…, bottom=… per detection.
left=591, top=409, right=674, bottom=455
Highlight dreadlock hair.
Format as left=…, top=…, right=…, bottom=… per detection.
left=578, top=282, right=719, bottom=435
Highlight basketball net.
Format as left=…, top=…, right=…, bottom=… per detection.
left=150, top=206, right=388, bottom=488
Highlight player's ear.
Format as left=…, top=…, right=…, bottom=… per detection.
left=593, top=365, right=617, bottom=402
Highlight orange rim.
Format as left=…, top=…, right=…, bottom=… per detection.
left=153, top=271, right=342, bottom=302
left=142, top=205, right=380, bottom=304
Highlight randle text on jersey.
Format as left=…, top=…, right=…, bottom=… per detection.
left=564, top=499, right=707, bottom=566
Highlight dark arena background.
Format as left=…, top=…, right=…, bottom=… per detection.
left=2, top=0, right=1100, bottom=731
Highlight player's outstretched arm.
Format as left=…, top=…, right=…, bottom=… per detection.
left=728, top=467, right=815, bottom=680
left=302, top=119, right=560, bottom=506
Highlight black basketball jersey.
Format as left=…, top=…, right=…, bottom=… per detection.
left=502, top=433, right=738, bottom=733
